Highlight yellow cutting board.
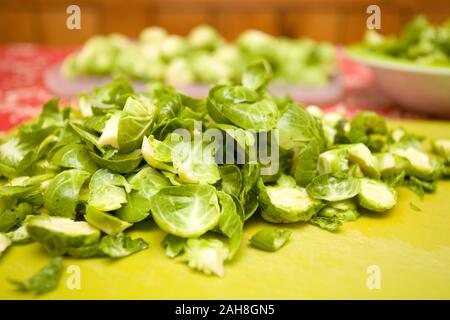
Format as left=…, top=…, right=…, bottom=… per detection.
left=1, top=119, right=449, bottom=300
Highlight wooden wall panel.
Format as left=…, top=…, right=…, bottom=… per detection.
left=0, top=0, right=448, bottom=44
left=0, top=9, right=35, bottom=42
left=152, top=11, right=211, bottom=36
left=103, top=7, right=151, bottom=39
left=37, top=6, right=100, bottom=45
left=215, top=12, right=280, bottom=39
left=284, top=11, right=341, bottom=42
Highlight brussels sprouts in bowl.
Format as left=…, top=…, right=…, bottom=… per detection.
left=346, top=16, right=450, bottom=116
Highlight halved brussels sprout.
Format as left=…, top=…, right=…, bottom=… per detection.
left=357, top=178, right=397, bottom=212
left=141, top=135, right=177, bottom=173
left=375, top=152, right=409, bottom=177
left=250, top=228, right=291, bottom=252
left=0, top=232, right=11, bottom=257
left=392, top=147, right=440, bottom=180
left=88, top=169, right=130, bottom=212
left=27, top=216, right=101, bottom=256
left=149, top=185, right=221, bottom=237
left=84, top=205, right=132, bottom=235
left=317, top=148, right=349, bottom=175
left=343, top=143, right=380, bottom=179
left=259, top=179, right=323, bottom=223
left=431, top=139, right=450, bottom=162
left=188, top=25, right=222, bottom=50
left=317, top=199, right=359, bottom=222
left=98, top=112, right=121, bottom=149
left=179, top=238, right=228, bottom=277
left=306, top=173, right=360, bottom=202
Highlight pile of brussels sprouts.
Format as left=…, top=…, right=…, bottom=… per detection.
left=1, top=61, right=449, bottom=291
left=358, top=16, right=450, bottom=67
left=62, top=25, right=336, bottom=86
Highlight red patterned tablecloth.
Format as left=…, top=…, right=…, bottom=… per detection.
left=0, top=44, right=430, bottom=133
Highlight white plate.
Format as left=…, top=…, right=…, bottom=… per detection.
left=44, top=63, right=343, bottom=105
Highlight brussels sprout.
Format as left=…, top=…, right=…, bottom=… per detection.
left=341, top=143, right=380, bottom=179
left=317, top=199, right=359, bottom=222
left=118, top=96, right=157, bottom=153
left=306, top=105, right=323, bottom=118
left=164, top=58, right=194, bottom=85
left=322, top=112, right=345, bottom=146
left=306, top=173, right=360, bottom=202
left=43, top=169, right=90, bottom=219
left=149, top=185, right=221, bottom=237
left=188, top=25, right=222, bottom=50
left=250, top=228, right=291, bottom=252
left=242, top=60, right=272, bottom=91
left=84, top=205, right=132, bottom=235
left=51, top=144, right=98, bottom=173
left=310, top=216, right=342, bottom=232
left=88, top=169, right=130, bottom=212
left=6, top=215, right=35, bottom=244
left=27, top=216, right=101, bottom=256
left=357, top=178, right=397, bottom=212
left=179, top=238, right=228, bottom=277
left=217, top=191, right=243, bottom=260
left=0, top=232, right=11, bottom=257
left=116, top=166, right=171, bottom=223
left=89, top=149, right=142, bottom=174
left=171, top=136, right=221, bottom=185
left=277, top=103, right=324, bottom=150
left=258, top=179, right=323, bottom=223
left=98, top=233, right=148, bottom=258
left=139, top=26, right=167, bottom=43
left=431, top=139, right=450, bottom=162
left=98, top=112, right=121, bottom=149
left=161, top=234, right=186, bottom=258
left=375, top=152, right=409, bottom=177
left=392, top=147, right=440, bottom=180
left=317, top=148, right=349, bottom=175
left=141, top=135, right=177, bottom=173
left=207, top=85, right=279, bottom=132
left=348, top=112, right=387, bottom=151
left=161, top=35, right=189, bottom=59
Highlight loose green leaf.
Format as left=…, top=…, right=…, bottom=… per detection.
left=10, top=257, right=63, bottom=294
left=99, top=233, right=148, bottom=258
left=250, top=228, right=291, bottom=252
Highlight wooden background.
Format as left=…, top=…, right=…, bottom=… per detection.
left=1, top=0, right=449, bottom=45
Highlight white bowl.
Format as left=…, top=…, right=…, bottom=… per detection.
left=346, top=48, right=450, bottom=116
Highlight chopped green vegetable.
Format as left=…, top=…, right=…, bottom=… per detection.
left=410, top=202, right=422, bottom=212
left=161, top=234, right=186, bottom=258
left=10, top=257, right=63, bottom=294
left=179, top=238, right=228, bottom=277
left=0, top=75, right=448, bottom=284
left=84, top=205, right=132, bottom=235
left=306, top=173, right=360, bottom=202
left=149, top=185, right=221, bottom=237
left=27, top=216, right=101, bottom=256
left=357, top=178, right=397, bottom=212
left=99, top=233, right=148, bottom=258
left=0, top=232, right=12, bottom=257
left=250, top=228, right=291, bottom=252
